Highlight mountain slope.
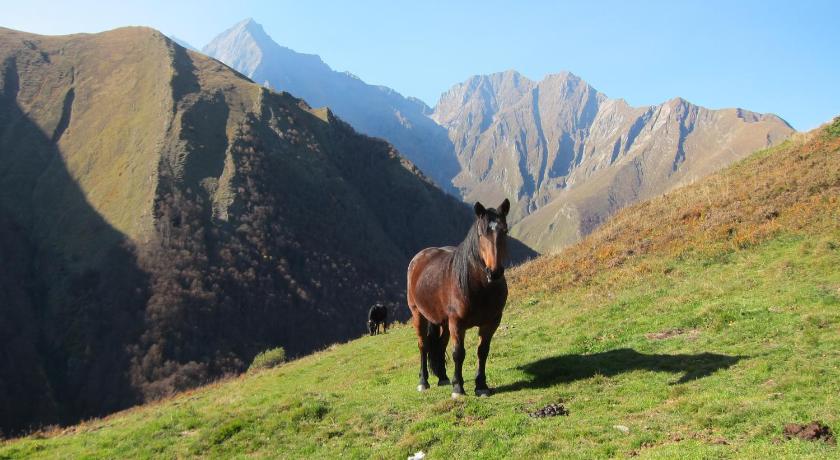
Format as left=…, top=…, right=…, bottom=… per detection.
left=0, top=26, right=472, bottom=435
left=202, top=19, right=460, bottom=194
left=3, top=121, right=836, bottom=457
left=433, top=70, right=795, bottom=252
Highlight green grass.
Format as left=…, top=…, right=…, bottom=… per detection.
left=2, top=227, right=839, bottom=459
left=826, top=116, right=840, bottom=138
left=248, top=347, right=287, bottom=373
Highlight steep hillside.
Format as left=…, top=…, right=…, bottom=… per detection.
left=3, top=121, right=836, bottom=457
left=0, top=26, right=472, bottom=435
left=203, top=19, right=461, bottom=194
left=433, top=70, right=795, bottom=252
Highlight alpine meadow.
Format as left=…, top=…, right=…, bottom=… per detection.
left=1, top=2, right=839, bottom=459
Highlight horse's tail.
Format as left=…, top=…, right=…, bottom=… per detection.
left=425, top=322, right=447, bottom=380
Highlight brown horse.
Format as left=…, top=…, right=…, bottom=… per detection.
left=407, top=199, right=510, bottom=397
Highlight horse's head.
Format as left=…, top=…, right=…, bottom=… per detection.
left=474, top=198, right=510, bottom=282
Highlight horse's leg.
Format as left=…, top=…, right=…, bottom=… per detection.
left=436, top=326, right=451, bottom=386
left=475, top=319, right=500, bottom=397
left=448, top=318, right=466, bottom=397
left=412, top=310, right=430, bottom=391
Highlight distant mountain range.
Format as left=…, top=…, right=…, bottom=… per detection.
left=433, top=71, right=795, bottom=251
left=203, top=19, right=795, bottom=253
left=203, top=18, right=460, bottom=194
left=0, top=26, right=473, bottom=434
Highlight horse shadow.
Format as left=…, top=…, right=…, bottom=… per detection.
left=494, top=348, right=745, bottom=393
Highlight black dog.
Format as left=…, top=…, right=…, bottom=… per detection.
left=368, top=303, right=388, bottom=335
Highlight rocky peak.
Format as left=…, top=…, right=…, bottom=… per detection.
left=432, top=70, right=795, bottom=251
left=202, top=19, right=461, bottom=195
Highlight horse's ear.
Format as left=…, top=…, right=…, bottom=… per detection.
left=474, top=202, right=486, bottom=217
left=498, top=199, right=510, bottom=217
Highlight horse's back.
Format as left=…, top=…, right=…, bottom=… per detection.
left=407, top=246, right=455, bottom=318
left=409, top=246, right=453, bottom=264
left=408, top=246, right=453, bottom=277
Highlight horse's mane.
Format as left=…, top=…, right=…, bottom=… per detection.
left=451, top=219, right=482, bottom=295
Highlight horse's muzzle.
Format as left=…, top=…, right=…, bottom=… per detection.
left=484, top=266, right=505, bottom=283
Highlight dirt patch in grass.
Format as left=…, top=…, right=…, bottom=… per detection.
left=783, top=421, right=835, bottom=444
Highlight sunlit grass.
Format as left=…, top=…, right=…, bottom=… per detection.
left=2, top=229, right=839, bottom=459
left=1, top=121, right=838, bottom=459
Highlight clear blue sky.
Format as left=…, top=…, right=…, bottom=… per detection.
left=3, top=0, right=838, bottom=130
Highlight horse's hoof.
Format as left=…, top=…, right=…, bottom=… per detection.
left=475, top=388, right=491, bottom=397
left=451, top=383, right=465, bottom=398
left=437, top=379, right=451, bottom=386
left=417, top=384, right=429, bottom=392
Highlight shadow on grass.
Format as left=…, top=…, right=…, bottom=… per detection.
left=494, top=348, right=746, bottom=393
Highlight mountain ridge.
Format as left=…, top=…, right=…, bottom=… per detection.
left=201, top=20, right=794, bottom=253
left=432, top=69, right=794, bottom=252
left=202, top=19, right=461, bottom=194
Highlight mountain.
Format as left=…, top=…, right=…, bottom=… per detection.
left=0, top=26, right=473, bottom=434
left=432, top=70, right=795, bottom=252
left=4, top=120, right=837, bottom=457
left=202, top=18, right=460, bottom=194
left=201, top=21, right=795, bottom=255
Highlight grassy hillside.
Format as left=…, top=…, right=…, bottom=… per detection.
left=0, top=26, right=476, bottom=434
left=2, top=122, right=838, bottom=458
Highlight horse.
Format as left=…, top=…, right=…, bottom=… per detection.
left=368, top=303, right=388, bottom=335
left=407, top=199, right=510, bottom=397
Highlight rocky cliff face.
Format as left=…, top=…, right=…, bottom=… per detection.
left=203, top=19, right=460, bottom=194
left=0, top=26, right=471, bottom=434
left=432, top=70, right=795, bottom=252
